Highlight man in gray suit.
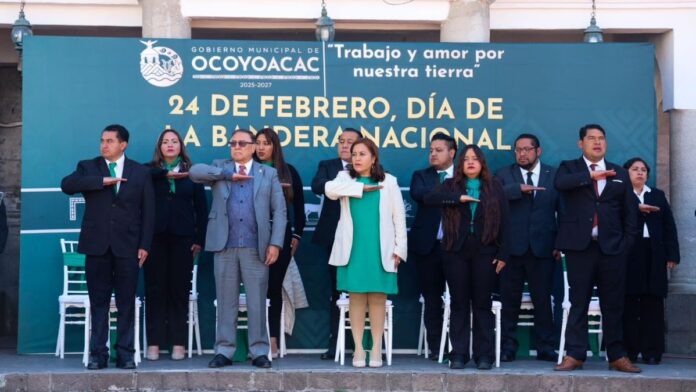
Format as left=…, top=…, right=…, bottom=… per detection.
left=190, top=129, right=286, bottom=369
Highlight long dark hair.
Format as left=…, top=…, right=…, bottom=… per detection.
left=442, top=145, right=501, bottom=249
left=254, top=128, right=294, bottom=202
left=348, top=138, right=385, bottom=182
left=151, top=128, right=193, bottom=171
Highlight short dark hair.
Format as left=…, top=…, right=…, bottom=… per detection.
left=515, top=133, right=540, bottom=148
left=623, top=157, right=651, bottom=177
left=231, top=128, right=255, bottom=142
left=431, top=133, right=457, bottom=154
left=341, top=127, right=363, bottom=139
left=579, top=124, right=606, bottom=140
left=103, top=124, right=129, bottom=143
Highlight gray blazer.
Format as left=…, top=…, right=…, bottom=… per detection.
left=189, top=160, right=287, bottom=255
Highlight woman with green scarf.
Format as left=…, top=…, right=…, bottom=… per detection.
left=145, top=129, right=207, bottom=360
left=424, top=144, right=511, bottom=370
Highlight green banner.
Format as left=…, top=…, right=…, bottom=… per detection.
left=19, top=37, right=655, bottom=353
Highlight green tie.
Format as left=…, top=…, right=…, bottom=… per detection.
left=438, top=171, right=447, bottom=184
left=108, top=162, right=118, bottom=195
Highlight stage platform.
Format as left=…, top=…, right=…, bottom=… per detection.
left=0, top=350, right=694, bottom=392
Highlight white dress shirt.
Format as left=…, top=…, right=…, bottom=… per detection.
left=634, top=185, right=652, bottom=238
left=519, top=160, right=542, bottom=197
left=436, top=164, right=454, bottom=240
left=105, top=154, right=125, bottom=192
left=583, top=156, right=606, bottom=237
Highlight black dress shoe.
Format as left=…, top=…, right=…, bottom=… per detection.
left=500, top=351, right=516, bottom=362
left=252, top=355, right=272, bottom=368
left=116, top=359, right=136, bottom=369
left=320, top=350, right=335, bottom=360
left=536, top=350, right=558, bottom=362
left=208, top=354, right=233, bottom=368
left=430, top=352, right=448, bottom=361
left=449, top=354, right=468, bottom=369
left=86, top=356, right=107, bottom=370
left=476, top=358, right=493, bottom=370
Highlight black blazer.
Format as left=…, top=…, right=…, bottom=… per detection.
left=408, top=167, right=442, bottom=255
left=495, top=163, right=559, bottom=258
left=310, top=158, right=344, bottom=248
left=61, top=156, right=155, bottom=258
left=0, top=195, right=7, bottom=254
left=628, top=187, right=680, bottom=297
left=286, top=164, right=306, bottom=241
left=424, top=177, right=511, bottom=262
left=554, top=157, right=638, bottom=255
left=149, top=165, right=207, bottom=246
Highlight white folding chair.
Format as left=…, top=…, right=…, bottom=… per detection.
left=557, top=258, right=604, bottom=364
left=55, top=239, right=90, bottom=366
left=438, top=285, right=502, bottom=367
left=416, top=295, right=429, bottom=357
left=105, top=296, right=143, bottom=365
left=213, top=291, right=273, bottom=360
left=187, top=257, right=202, bottom=358
left=334, top=293, right=394, bottom=366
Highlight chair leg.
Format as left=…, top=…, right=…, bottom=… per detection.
left=438, top=306, right=450, bottom=363
left=279, top=301, right=286, bottom=358
left=56, top=306, right=65, bottom=358
left=194, top=301, right=202, bottom=356
left=142, top=300, right=147, bottom=352
left=387, top=306, right=393, bottom=366
left=266, top=303, right=272, bottom=362
left=188, top=300, right=194, bottom=359
left=134, top=301, right=141, bottom=366
left=83, top=306, right=90, bottom=366
left=335, top=307, right=346, bottom=365
left=417, top=301, right=425, bottom=356
left=495, top=308, right=501, bottom=368
left=558, top=309, right=569, bottom=364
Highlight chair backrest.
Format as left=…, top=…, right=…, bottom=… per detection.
left=60, top=239, right=87, bottom=295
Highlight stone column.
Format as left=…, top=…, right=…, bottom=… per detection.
left=666, top=109, right=696, bottom=355
left=141, top=0, right=191, bottom=39
left=441, top=0, right=495, bottom=43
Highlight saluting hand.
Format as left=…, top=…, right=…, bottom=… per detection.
left=590, top=169, right=616, bottom=180
left=103, top=177, right=127, bottom=186
left=166, top=171, right=189, bottom=179
left=459, top=195, right=480, bottom=203
left=521, top=184, right=545, bottom=193
left=231, top=174, right=253, bottom=182
left=363, top=185, right=383, bottom=192
left=638, top=204, right=660, bottom=213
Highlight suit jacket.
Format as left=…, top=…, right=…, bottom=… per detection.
left=495, top=163, right=559, bottom=258
left=554, top=157, right=638, bottom=255
left=408, top=167, right=442, bottom=255
left=189, top=160, right=287, bottom=255
left=424, top=177, right=511, bottom=262
left=61, top=156, right=155, bottom=257
left=286, top=164, right=306, bottom=241
left=0, top=193, right=7, bottom=254
left=310, top=158, right=344, bottom=248
left=149, top=166, right=208, bottom=246
left=627, top=187, right=680, bottom=297
left=325, top=171, right=407, bottom=272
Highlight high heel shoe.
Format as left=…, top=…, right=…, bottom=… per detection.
left=369, top=349, right=383, bottom=368
left=352, top=350, right=366, bottom=368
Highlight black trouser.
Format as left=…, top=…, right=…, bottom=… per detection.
left=85, top=248, right=139, bottom=360
left=414, top=244, right=446, bottom=353
left=500, top=248, right=556, bottom=355
left=623, top=238, right=665, bottom=361
left=565, top=242, right=627, bottom=362
left=268, top=227, right=292, bottom=340
left=144, top=233, right=194, bottom=347
left=443, top=239, right=496, bottom=363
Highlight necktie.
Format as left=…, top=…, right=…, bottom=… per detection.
left=438, top=171, right=447, bottom=184
left=590, top=163, right=599, bottom=229
left=239, top=164, right=247, bottom=176
left=526, top=171, right=534, bottom=198
left=108, top=162, right=118, bottom=195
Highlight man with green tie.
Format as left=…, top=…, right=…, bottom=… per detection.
left=61, top=124, right=154, bottom=370
left=408, top=133, right=457, bottom=359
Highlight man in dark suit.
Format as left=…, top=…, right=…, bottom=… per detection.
left=311, top=127, right=362, bottom=359
left=409, top=133, right=456, bottom=358
left=496, top=133, right=559, bottom=362
left=61, top=124, right=155, bottom=370
left=554, top=124, right=640, bottom=373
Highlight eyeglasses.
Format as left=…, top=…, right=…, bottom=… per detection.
left=228, top=140, right=255, bottom=148
left=514, top=147, right=537, bottom=154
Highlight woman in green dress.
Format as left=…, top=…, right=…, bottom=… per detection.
left=325, top=138, right=407, bottom=368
